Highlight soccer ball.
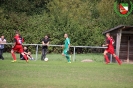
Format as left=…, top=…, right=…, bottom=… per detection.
left=44, top=58, right=48, bottom=61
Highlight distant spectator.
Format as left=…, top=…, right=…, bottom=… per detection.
left=41, top=35, right=50, bottom=61
left=0, top=36, right=6, bottom=60
left=20, top=46, right=34, bottom=60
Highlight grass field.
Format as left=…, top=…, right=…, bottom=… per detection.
left=0, top=53, right=133, bottom=88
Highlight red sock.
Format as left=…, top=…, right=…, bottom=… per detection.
left=115, top=56, right=121, bottom=65
left=11, top=53, right=16, bottom=60
left=104, top=55, right=110, bottom=64
left=23, top=54, right=28, bottom=62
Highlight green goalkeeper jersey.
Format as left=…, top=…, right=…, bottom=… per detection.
left=64, top=38, right=70, bottom=50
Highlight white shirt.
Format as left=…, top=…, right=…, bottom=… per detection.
left=0, top=38, right=6, bottom=49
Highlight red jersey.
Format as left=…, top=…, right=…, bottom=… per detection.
left=14, top=35, right=24, bottom=45
left=106, top=37, right=114, bottom=50
left=105, top=37, right=115, bottom=54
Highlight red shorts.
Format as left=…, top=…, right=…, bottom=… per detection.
left=12, top=45, right=24, bottom=53
left=105, top=48, right=114, bottom=54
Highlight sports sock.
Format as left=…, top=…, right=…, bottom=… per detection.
left=67, top=56, right=71, bottom=62
left=66, top=55, right=70, bottom=62
left=115, top=56, right=121, bottom=65
left=23, top=54, right=28, bottom=62
left=104, top=55, right=110, bottom=64
left=66, top=56, right=69, bottom=62
left=11, top=53, right=16, bottom=60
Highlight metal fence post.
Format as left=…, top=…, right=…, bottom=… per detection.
left=35, top=45, right=38, bottom=61
left=73, top=47, right=76, bottom=62
left=5, top=43, right=107, bottom=62
left=110, top=54, right=112, bottom=63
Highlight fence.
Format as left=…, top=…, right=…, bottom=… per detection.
left=4, top=43, right=109, bottom=62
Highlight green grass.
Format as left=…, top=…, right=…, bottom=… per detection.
left=0, top=53, right=133, bottom=88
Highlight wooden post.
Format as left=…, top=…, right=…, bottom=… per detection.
left=116, top=29, right=122, bottom=57
left=127, top=36, right=130, bottom=63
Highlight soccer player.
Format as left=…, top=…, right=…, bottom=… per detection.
left=102, top=33, right=121, bottom=65
left=0, top=35, right=6, bottom=60
left=41, top=35, right=49, bottom=61
left=11, top=31, right=28, bottom=62
left=20, top=46, right=34, bottom=60
left=62, top=33, right=71, bottom=63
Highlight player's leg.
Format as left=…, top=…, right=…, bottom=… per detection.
left=20, top=53, right=24, bottom=60
left=11, top=49, right=17, bottom=62
left=63, top=50, right=71, bottom=63
left=0, top=49, right=2, bottom=59
left=62, top=50, right=68, bottom=62
left=0, top=49, right=4, bottom=60
left=18, top=46, right=28, bottom=62
left=27, top=55, right=31, bottom=60
left=26, top=55, right=30, bottom=60
left=21, top=52, right=28, bottom=62
left=41, top=49, right=44, bottom=60
left=66, top=51, right=71, bottom=63
left=112, top=54, right=121, bottom=65
left=103, top=50, right=110, bottom=64
left=27, top=52, right=34, bottom=60
left=27, top=55, right=33, bottom=60
left=43, top=48, right=47, bottom=60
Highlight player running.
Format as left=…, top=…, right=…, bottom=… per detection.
left=102, top=33, right=121, bottom=65
left=11, top=31, right=28, bottom=62
left=62, top=33, right=71, bottom=63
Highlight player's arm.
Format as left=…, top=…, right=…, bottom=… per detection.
left=0, top=40, right=1, bottom=43
left=22, top=37, right=24, bottom=43
left=42, top=39, right=46, bottom=46
left=102, top=39, right=110, bottom=47
left=12, top=43, right=16, bottom=48
left=42, top=41, right=45, bottom=45
left=112, top=39, right=115, bottom=44
left=68, top=43, right=70, bottom=48
left=46, top=41, right=49, bottom=46
left=61, top=45, right=64, bottom=48
left=24, top=52, right=28, bottom=55
left=67, top=44, right=70, bottom=51
left=67, top=39, right=70, bottom=50
left=12, top=38, right=16, bottom=48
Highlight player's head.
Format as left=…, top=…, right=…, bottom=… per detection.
left=44, top=35, right=48, bottom=39
left=24, top=46, right=27, bottom=50
left=106, top=33, right=110, bottom=38
left=64, top=33, right=68, bottom=38
left=1, top=35, right=4, bottom=40
left=15, top=30, right=20, bottom=36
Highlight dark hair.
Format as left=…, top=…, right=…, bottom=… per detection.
left=15, top=30, right=20, bottom=34
left=44, top=35, right=48, bottom=38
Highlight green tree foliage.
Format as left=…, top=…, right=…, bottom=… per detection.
left=0, top=0, right=133, bottom=53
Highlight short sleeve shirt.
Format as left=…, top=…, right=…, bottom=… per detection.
left=64, top=38, right=70, bottom=50
left=107, top=37, right=114, bottom=50
left=0, top=38, right=6, bottom=49
left=14, top=36, right=23, bottom=45
left=42, top=38, right=50, bottom=49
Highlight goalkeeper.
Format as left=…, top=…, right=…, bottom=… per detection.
left=62, top=33, right=71, bottom=63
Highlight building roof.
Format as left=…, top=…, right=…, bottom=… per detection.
left=103, top=25, right=133, bottom=34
